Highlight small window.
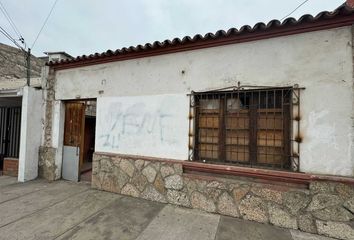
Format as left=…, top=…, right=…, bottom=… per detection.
left=189, top=87, right=299, bottom=171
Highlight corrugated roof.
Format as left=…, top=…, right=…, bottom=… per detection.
left=48, top=3, right=354, bottom=70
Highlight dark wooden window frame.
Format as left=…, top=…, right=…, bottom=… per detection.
left=188, top=84, right=301, bottom=172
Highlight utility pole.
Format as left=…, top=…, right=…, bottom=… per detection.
left=26, top=48, right=31, bottom=86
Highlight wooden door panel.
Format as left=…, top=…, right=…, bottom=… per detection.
left=63, top=102, right=85, bottom=181
left=64, top=102, right=85, bottom=147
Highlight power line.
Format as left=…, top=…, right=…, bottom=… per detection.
left=0, top=2, right=20, bottom=37
left=0, top=25, right=24, bottom=50
left=0, top=1, right=31, bottom=86
left=0, top=0, right=43, bottom=87
left=280, top=0, right=310, bottom=21
left=0, top=23, right=29, bottom=82
left=0, top=0, right=24, bottom=45
left=31, top=0, right=59, bottom=49
left=0, top=24, right=31, bottom=86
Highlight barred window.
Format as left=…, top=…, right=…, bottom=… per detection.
left=189, top=85, right=300, bottom=171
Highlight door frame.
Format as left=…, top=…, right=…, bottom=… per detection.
left=61, top=99, right=96, bottom=181
left=62, top=100, right=85, bottom=181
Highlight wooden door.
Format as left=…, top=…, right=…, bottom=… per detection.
left=62, top=102, right=85, bottom=181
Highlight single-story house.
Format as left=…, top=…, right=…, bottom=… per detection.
left=38, top=1, right=354, bottom=239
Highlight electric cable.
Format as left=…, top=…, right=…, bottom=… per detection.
left=31, top=0, right=59, bottom=49
left=280, top=0, right=310, bottom=21
left=0, top=0, right=24, bottom=45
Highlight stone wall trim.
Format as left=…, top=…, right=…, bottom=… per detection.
left=184, top=161, right=354, bottom=186
left=95, top=152, right=354, bottom=186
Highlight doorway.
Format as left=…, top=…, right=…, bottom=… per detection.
left=62, top=100, right=96, bottom=182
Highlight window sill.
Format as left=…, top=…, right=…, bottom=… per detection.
left=182, top=161, right=354, bottom=186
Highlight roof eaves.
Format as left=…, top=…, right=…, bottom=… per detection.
left=48, top=4, right=354, bottom=70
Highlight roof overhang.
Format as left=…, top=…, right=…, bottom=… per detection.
left=48, top=4, right=354, bottom=71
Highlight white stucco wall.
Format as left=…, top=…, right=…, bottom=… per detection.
left=18, top=86, right=43, bottom=182
left=51, top=101, right=65, bottom=179
left=54, top=26, right=354, bottom=177
left=96, top=94, right=189, bottom=159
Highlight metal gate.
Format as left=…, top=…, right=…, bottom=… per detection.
left=0, top=107, right=21, bottom=170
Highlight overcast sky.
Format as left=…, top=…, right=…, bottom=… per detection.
left=0, top=0, right=345, bottom=57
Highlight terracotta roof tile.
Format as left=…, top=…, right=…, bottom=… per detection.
left=48, top=4, right=354, bottom=69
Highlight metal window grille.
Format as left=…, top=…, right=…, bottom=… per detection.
left=188, top=83, right=301, bottom=172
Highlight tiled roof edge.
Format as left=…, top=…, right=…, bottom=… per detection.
left=48, top=4, right=354, bottom=70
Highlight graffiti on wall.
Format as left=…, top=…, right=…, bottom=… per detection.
left=98, top=102, right=176, bottom=148
left=95, top=95, right=189, bottom=159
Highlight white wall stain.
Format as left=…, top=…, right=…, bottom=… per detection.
left=307, top=110, right=338, bottom=149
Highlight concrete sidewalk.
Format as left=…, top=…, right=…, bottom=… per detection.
left=0, top=176, right=334, bottom=240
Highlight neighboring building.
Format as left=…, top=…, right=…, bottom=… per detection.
left=42, top=51, right=73, bottom=63
left=0, top=42, right=43, bottom=89
left=24, top=1, right=354, bottom=239
left=0, top=44, right=72, bottom=181
left=0, top=43, right=45, bottom=178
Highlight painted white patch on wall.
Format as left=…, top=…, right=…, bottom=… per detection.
left=96, top=94, right=190, bottom=160
left=300, top=84, right=354, bottom=176
left=52, top=101, right=65, bottom=179
left=306, top=111, right=337, bottom=148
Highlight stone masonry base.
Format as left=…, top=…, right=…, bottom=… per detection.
left=38, top=146, right=58, bottom=181
left=92, top=152, right=354, bottom=240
